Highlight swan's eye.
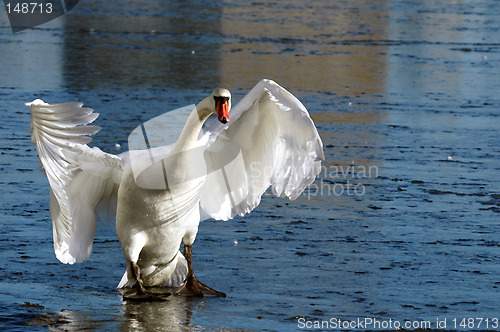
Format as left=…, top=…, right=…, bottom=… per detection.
left=214, top=96, right=230, bottom=103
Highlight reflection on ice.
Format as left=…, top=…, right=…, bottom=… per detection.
left=121, top=295, right=199, bottom=331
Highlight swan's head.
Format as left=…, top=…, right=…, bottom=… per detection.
left=212, top=88, right=231, bottom=124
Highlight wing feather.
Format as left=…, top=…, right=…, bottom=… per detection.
left=28, top=99, right=122, bottom=264
left=200, top=79, right=323, bottom=220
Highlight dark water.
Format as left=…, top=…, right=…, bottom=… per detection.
left=1, top=0, right=499, bottom=331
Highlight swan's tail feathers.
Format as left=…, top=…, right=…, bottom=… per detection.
left=28, top=99, right=123, bottom=264
left=163, top=251, right=188, bottom=288
left=116, top=251, right=189, bottom=289
left=117, top=270, right=130, bottom=289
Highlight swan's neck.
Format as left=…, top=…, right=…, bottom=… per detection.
left=171, top=96, right=213, bottom=153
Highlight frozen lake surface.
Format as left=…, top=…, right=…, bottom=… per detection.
left=1, top=0, right=499, bottom=330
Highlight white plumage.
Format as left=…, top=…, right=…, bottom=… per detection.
left=29, top=79, right=324, bottom=296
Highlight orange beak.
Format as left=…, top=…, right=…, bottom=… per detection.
left=216, top=100, right=230, bottom=124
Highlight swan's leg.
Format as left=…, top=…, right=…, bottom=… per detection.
left=122, top=260, right=171, bottom=301
left=130, top=261, right=148, bottom=295
left=121, top=235, right=170, bottom=301
left=176, top=245, right=226, bottom=297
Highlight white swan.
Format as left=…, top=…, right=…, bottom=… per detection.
left=28, top=79, right=324, bottom=299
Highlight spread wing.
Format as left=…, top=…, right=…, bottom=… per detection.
left=199, top=79, right=324, bottom=220
left=28, top=100, right=122, bottom=264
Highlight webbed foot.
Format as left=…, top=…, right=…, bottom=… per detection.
left=175, top=244, right=226, bottom=297
left=122, top=288, right=171, bottom=302
left=175, top=272, right=226, bottom=297
left=122, top=261, right=171, bottom=301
